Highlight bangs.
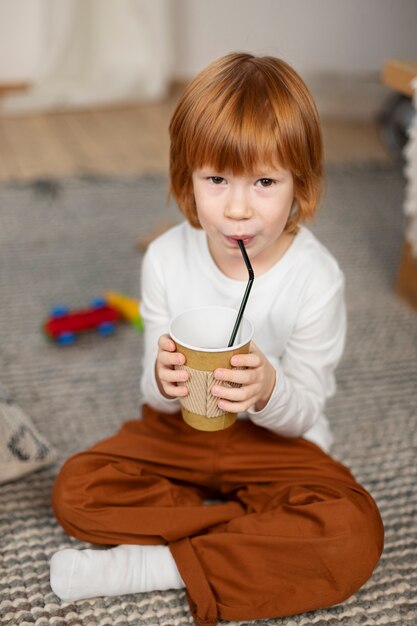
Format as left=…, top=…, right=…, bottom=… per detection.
left=186, top=88, right=289, bottom=175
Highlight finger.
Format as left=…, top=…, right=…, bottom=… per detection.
left=214, top=367, right=254, bottom=385
left=229, top=352, right=262, bottom=369
left=159, top=367, right=189, bottom=385
left=212, top=381, right=256, bottom=403
left=158, top=349, right=185, bottom=367
left=216, top=396, right=255, bottom=414
left=158, top=334, right=177, bottom=352
left=161, top=382, right=189, bottom=397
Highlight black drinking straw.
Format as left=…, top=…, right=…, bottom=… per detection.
left=228, top=240, right=254, bottom=347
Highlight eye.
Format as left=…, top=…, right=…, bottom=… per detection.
left=256, top=178, right=274, bottom=187
left=209, top=176, right=226, bottom=185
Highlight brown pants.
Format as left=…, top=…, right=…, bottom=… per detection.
left=52, top=405, right=384, bottom=626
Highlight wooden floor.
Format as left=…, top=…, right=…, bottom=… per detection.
left=0, top=91, right=392, bottom=182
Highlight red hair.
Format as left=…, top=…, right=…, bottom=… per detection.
left=169, top=52, right=323, bottom=233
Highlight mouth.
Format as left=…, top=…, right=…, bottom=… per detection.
left=225, top=235, right=254, bottom=247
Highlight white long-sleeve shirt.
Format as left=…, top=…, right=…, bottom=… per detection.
left=140, top=222, right=346, bottom=452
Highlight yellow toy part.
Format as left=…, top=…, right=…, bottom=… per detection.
left=104, top=292, right=143, bottom=332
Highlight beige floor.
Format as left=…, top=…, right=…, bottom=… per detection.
left=0, top=91, right=392, bottom=182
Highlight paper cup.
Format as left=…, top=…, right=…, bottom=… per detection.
left=169, top=306, right=254, bottom=431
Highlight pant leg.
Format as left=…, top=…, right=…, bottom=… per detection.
left=170, top=419, right=384, bottom=625
left=52, top=407, right=384, bottom=626
left=52, top=405, right=244, bottom=545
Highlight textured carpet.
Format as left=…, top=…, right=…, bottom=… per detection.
left=0, top=166, right=416, bottom=625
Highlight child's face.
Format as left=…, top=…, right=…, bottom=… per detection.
left=192, top=165, right=295, bottom=278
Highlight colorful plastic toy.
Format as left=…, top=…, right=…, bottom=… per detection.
left=103, top=292, right=143, bottom=332
left=44, top=298, right=122, bottom=345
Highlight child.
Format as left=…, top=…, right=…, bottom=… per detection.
left=50, top=52, right=384, bottom=626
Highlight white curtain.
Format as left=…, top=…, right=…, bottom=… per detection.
left=1, top=0, right=172, bottom=113
left=404, top=78, right=417, bottom=257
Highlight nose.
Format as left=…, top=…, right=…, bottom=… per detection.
left=224, top=187, right=252, bottom=220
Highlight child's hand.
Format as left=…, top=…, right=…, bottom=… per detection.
left=212, top=342, right=276, bottom=413
left=155, top=334, right=189, bottom=399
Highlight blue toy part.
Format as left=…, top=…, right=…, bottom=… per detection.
left=90, top=296, right=107, bottom=309
left=97, top=321, right=116, bottom=336
left=56, top=331, right=76, bottom=345
left=50, top=305, right=71, bottom=318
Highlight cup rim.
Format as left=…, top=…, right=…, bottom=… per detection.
left=169, top=305, right=254, bottom=353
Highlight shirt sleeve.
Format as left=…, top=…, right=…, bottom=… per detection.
left=139, top=246, right=181, bottom=413
left=247, top=272, right=346, bottom=438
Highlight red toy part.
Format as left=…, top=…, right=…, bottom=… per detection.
left=44, top=305, right=121, bottom=343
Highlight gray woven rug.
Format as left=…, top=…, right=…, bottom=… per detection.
left=0, top=165, right=416, bottom=625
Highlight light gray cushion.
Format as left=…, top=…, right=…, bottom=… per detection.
left=0, top=382, right=57, bottom=484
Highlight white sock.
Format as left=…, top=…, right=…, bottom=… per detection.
left=50, top=544, right=185, bottom=601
